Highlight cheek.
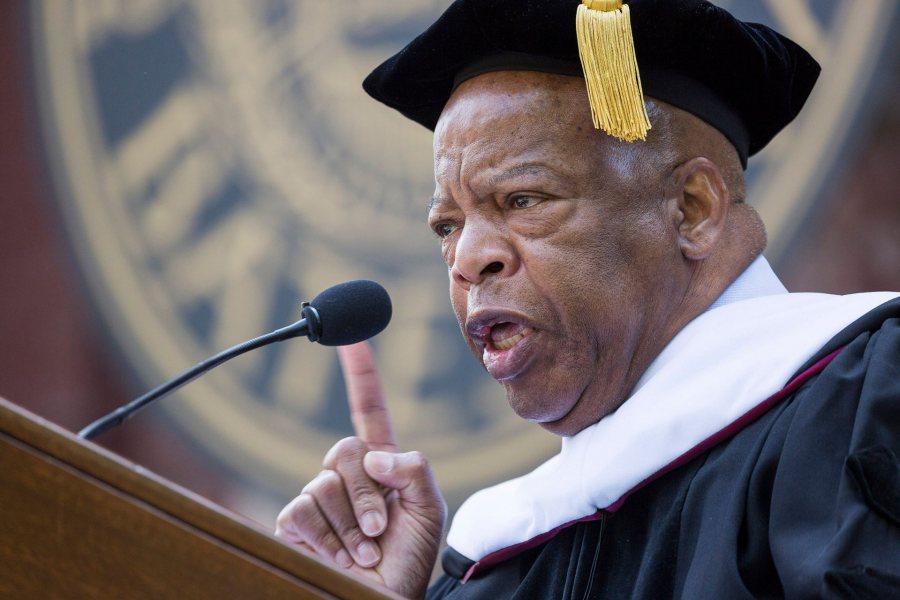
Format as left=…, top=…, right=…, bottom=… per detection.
left=528, top=224, right=625, bottom=299
left=509, top=201, right=577, bottom=239
left=521, top=221, right=647, bottom=348
left=449, top=277, right=465, bottom=322
left=448, top=275, right=477, bottom=351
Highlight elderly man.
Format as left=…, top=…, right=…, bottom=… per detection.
left=276, top=1, right=900, bottom=598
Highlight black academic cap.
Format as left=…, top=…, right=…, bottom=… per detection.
left=362, top=0, right=821, bottom=167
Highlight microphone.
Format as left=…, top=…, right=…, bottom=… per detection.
left=77, top=280, right=392, bottom=440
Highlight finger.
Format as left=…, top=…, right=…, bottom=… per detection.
left=364, top=450, right=446, bottom=520
left=274, top=490, right=354, bottom=569
left=337, top=342, right=399, bottom=452
left=301, top=470, right=383, bottom=568
left=324, top=437, right=389, bottom=538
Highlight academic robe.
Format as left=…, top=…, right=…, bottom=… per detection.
left=428, top=298, right=900, bottom=599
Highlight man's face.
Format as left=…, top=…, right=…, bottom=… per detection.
left=429, top=71, right=686, bottom=436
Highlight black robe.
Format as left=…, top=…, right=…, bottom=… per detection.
left=428, top=299, right=900, bottom=599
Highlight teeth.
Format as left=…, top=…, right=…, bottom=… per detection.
left=492, top=326, right=533, bottom=351
left=494, top=333, right=523, bottom=351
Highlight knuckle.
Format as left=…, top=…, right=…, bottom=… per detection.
left=275, top=494, right=317, bottom=538
left=274, top=511, right=292, bottom=537
left=355, top=402, right=388, bottom=420
left=353, top=488, right=382, bottom=510
left=406, top=450, right=430, bottom=471
left=302, top=469, right=341, bottom=495
left=291, top=493, right=318, bottom=517
left=282, top=495, right=343, bottom=554
left=324, top=436, right=367, bottom=467
left=317, top=469, right=343, bottom=491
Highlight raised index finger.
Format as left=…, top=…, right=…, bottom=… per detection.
left=337, top=341, right=399, bottom=452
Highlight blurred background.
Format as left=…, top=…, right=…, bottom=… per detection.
left=1, top=0, right=898, bottom=530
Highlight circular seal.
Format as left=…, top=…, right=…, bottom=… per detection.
left=27, top=1, right=898, bottom=508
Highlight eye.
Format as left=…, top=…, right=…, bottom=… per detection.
left=433, top=223, right=457, bottom=238
left=511, top=195, right=542, bottom=209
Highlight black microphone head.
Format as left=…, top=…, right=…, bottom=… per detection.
left=307, top=280, right=392, bottom=346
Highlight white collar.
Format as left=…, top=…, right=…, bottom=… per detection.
left=705, top=255, right=787, bottom=312
left=447, top=258, right=898, bottom=563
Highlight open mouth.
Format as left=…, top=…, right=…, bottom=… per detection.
left=488, top=322, right=535, bottom=352
left=466, top=312, right=540, bottom=381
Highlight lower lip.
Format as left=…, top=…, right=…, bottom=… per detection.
left=482, top=330, right=539, bottom=381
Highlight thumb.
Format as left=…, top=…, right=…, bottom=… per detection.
left=364, top=450, right=444, bottom=511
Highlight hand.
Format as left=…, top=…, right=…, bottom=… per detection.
left=275, top=342, right=446, bottom=599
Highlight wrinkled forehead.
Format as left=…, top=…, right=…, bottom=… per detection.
left=432, top=70, right=679, bottom=183
left=434, top=71, right=594, bottom=149
left=431, top=71, right=661, bottom=193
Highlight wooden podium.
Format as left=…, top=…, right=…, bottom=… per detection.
left=0, top=398, right=401, bottom=599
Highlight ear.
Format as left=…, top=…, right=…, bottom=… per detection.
left=669, top=157, right=730, bottom=261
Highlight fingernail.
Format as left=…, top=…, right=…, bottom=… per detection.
left=361, top=510, right=385, bottom=537
left=335, top=548, right=353, bottom=569
left=366, top=451, right=394, bottom=474
left=357, top=540, right=380, bottom=566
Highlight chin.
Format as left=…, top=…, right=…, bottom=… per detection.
left=511, top=381, right=618, bottom=437
left=537, top=414, right=588, bottom=438
left=504, top=384, right=580, bottom=435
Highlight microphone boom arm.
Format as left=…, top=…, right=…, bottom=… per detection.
left=77, top=309, right=319, bottom=440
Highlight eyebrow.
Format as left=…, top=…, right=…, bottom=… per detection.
left=426, top=162, right=565, bottom=212
left=486, top=163, right=560, bottom=187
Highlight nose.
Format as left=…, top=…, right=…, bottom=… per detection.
left=450, top=218, right=518, bottom=289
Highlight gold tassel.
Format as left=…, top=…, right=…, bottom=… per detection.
left=576, top=0, right=651, bottom=142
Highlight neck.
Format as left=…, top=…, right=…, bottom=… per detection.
left=622, top=251, right=771, bottom=407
